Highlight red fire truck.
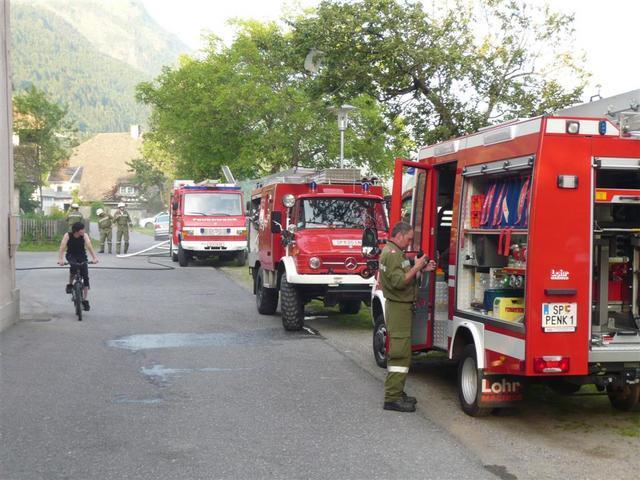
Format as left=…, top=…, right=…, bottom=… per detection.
left=248, top=168, right=387, bottom=331
left=365, top=91, right=640, bottom=415
left=170, top=180, right=247, bottom=267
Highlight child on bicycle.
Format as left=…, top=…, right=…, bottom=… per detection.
left=57, top=222, right=99, bottom=311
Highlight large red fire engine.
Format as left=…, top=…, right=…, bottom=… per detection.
left=365, top=91, right=640, bottom=415
left=170, top=180, right=247, bottom=267
left=248, top=168, right=387, bottom=330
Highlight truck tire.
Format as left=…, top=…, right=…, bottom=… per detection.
left=607, top=384, right=640, bottom=411
left=457, top=344, right=491, bottom=417
left=178, top=243, right=190, bottom=267
left=255, top=267, right=278, bottom=315
left=236, top=250, right=247, bottom=267
left=280, top=275, right=304, bottom=331
left=339, top=300, right=361, bottom=315
left=372, top=310, right=387, bottom=369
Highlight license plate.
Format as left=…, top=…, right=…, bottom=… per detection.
left=542, top=303, right=577, bottom=332
left=332, top=239, right=361, bottom=247
left=206, top=242, right=224, bottom=247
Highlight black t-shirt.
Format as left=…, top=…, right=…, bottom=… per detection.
left=67, top=232, right=87, bottom=261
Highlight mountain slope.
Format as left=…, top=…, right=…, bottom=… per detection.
left=32, top=0, right=188, bottom=76
left=10, top=0, right=190, bottom=133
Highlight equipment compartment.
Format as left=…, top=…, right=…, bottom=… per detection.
left=592, top=169, right=640, bottom=337
left=456, top=167, right=531, bottom=324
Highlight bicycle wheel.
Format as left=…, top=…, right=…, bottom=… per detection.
left=74, top=281, right=83, bottom=321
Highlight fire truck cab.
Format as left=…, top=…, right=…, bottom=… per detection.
left=170, top=180, right=247, bottom=267
left=248, top=168, right=387, bottom=331
left=367, top=91, right=640, bottom=415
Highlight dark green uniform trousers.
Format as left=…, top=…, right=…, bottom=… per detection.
left=99, top=229, right=112, bottom=253
left=116, top=228, right=129, bottom=254
left=384, top=300, right=412, bottom=402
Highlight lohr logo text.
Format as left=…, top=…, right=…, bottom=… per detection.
left=480, top=378, right=524, bottom=403
left=550, top=269, right=570, bottom=281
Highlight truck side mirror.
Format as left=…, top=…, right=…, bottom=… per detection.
left=246, top=201, right=251, bottom=213
left=271, top=211, right=283, bottom=234
left=172, top=201, right=179, bottom=212
left=362, top=227, right=379, bottom=257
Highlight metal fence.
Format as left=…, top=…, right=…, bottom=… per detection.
left=18, top=217, right=91, bottom=242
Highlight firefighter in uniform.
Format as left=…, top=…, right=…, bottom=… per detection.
left=113, top=202, right=133, bottom=254
left=380, top=221, right=436, bottom=412
left=96, top=208, right=113, bottom=254
left=66, top=203, right=83, bottom=229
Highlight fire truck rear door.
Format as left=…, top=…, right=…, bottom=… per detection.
left=390, top=158, right=436, bottom=350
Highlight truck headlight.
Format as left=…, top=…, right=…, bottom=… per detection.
left=282, top=194, right=295, bottom=208
left=309, top=257, right=321, bottom=269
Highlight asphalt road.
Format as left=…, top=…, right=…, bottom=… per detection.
left=1, top=233, right=495, bottom=480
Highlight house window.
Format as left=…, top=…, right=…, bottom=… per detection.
left=119, top=186, right=136, bottom=195
left=57, top=186, right=62, bottom=192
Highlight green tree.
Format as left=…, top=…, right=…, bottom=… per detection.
left=127, top=155, right=169, bottom=212
left=291, top=0, right=588, bottom=145
left=137, top=21, right=411, bottom=180
left=13, top=85, right=75, bottom=210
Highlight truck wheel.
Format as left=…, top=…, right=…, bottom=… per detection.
left=170, top=244, right=178, bottom=262
left=339, top=300, right=361, bottom=315
left=177, top=243, right=190, bottom=267
left=457, top=344, right=492, bottom=417
left=372, top=311, right=387, bottom=369
left=607, top=384, right=640, bottom=411
left=280, top=276, right=304, bottom=331
left=236, top=250, right=247, bottom=267
left=255, top=267, right=278, bottom=315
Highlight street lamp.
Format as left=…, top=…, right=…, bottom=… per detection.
left=331, top=104, right=357, bottom=168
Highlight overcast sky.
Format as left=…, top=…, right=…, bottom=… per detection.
left=141, top=0, right=639, bottom=101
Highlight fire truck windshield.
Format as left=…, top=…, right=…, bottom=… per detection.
left=183, top=193, right=242, bottom=216
left=297, top=197, right=387, bottom=230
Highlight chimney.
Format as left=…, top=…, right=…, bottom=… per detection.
left=130, top=125, right=142, bottom=139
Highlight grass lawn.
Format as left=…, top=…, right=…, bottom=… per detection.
left=18, top=241, right=61, bottom=252
left=19, top=234, right=63, bottom=252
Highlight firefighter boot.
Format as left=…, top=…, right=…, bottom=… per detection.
left=383, top=398, right=416, bottom=412
left=108, top=243, right=113, bottom=254
left=116, top=243, right=121, bottom=255
left=124, top=242, right=129, bottom=254
left=402, top=392, right=417, bottom=405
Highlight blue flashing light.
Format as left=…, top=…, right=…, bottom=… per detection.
left=309, top=181, right=317, bottom=192
left=362, top=182, right=371, bottom=192
left=598, top=120, right=607, bottom=135
left=182, top=185, right=241, bottom=191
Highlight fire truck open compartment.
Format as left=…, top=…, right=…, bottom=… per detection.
left=591, top=166, right=640, bottom=341
left=456, top=163, right=532, bottom=327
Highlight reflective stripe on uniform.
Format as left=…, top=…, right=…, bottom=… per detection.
left=387, top=365, right=409, bottom=373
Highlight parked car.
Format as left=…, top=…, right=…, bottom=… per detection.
left=153, top=213, right=170, bottom=240
left=139, top=211, right=167, bottom=228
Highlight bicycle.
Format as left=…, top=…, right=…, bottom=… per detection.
left=63, top=260, right=93, bottom=321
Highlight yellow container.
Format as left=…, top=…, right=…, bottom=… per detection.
left=493, top=297, right=525, bottom=322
